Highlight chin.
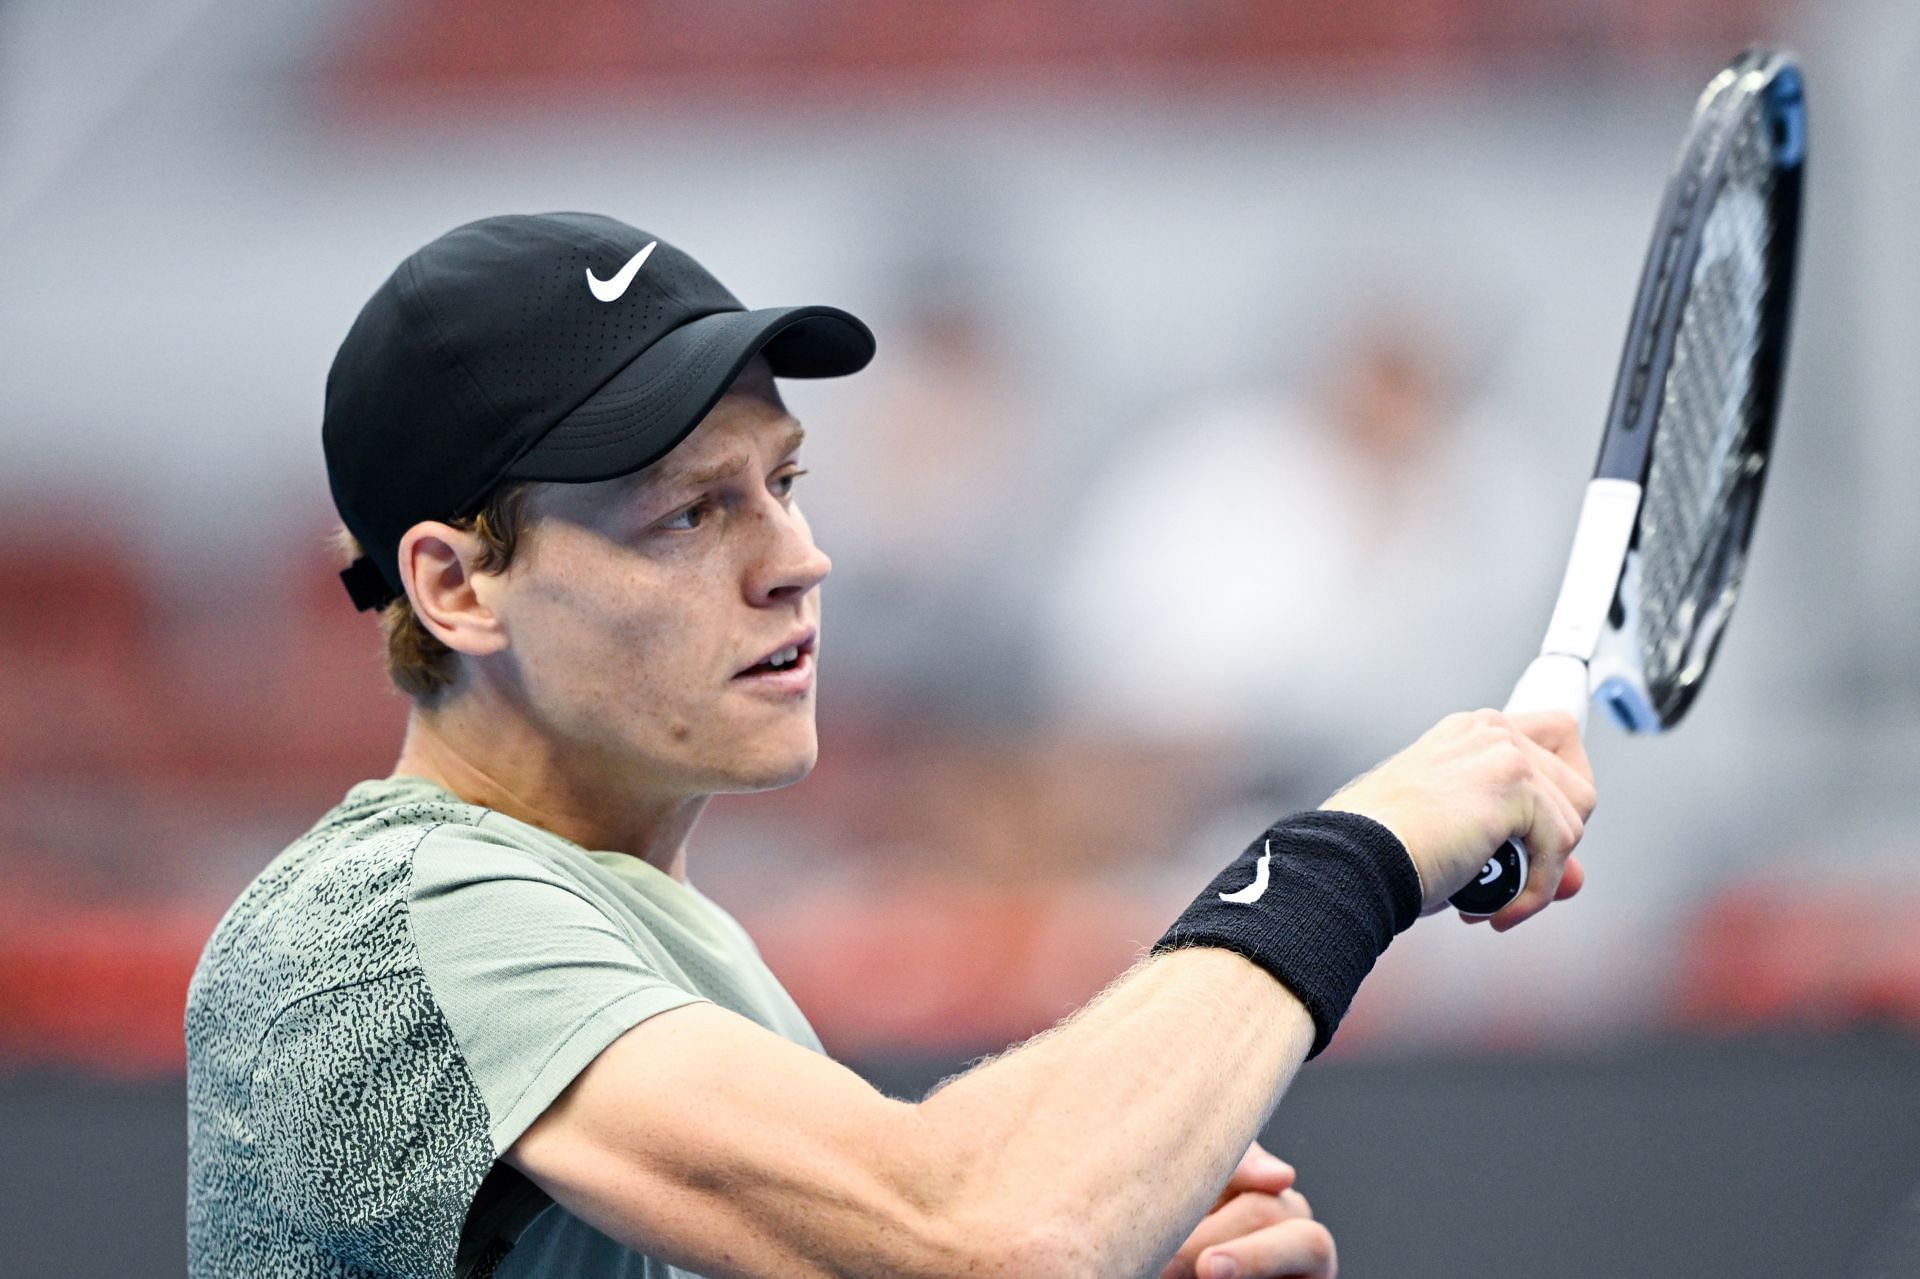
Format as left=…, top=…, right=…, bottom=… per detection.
left=717, top=729, right=819, bottom=794
left=725, top=755, right=817, bottom=794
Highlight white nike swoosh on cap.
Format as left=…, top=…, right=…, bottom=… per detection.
left=585, top=241, right=658, bottom=303
left=1218, top=840, right=1274, bottom=905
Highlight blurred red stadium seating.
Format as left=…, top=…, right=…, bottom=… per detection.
left=326, top=0, right=1794, bottom=109
left=0, top=887, right=210, bottom=1076
left=1673, top=876, right=1920, bottom=1033
left=747, top=877, right=1158, bottom=1059
left=0, top=506, right=171, bottom=776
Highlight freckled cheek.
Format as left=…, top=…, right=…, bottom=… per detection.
left=515, top=541, right=742, bottom=748
left=515, top=571, right=691, bottom=713
left=581, top=597, right=723, bottom=732
left=586, top=614, right=699, bottom=720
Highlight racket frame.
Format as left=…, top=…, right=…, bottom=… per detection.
left=1450, top=48, right=1805, bottom=915
left=1586, top=49, right=1805, bottom=731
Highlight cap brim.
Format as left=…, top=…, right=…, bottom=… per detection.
left=504, top=305, right=874, bottom=483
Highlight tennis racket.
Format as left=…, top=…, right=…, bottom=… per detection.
left=1449, top=47, right=1806, bottom=917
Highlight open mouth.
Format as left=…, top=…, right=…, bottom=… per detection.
left=735, top=632, right=817, bottom=679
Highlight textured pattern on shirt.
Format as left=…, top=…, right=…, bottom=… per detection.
left=186, top=791, right=494, bottom=1278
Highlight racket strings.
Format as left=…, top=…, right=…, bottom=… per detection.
left=1636, top=99, right=1782, bottom=702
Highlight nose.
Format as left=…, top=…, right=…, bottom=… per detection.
left=745, top=497, right=831, bottom=607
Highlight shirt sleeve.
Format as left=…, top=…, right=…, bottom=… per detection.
left=407, top=825, right=708, bottom=1153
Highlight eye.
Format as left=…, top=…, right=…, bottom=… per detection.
left=659, top=500, right=710, bottom=532
left=772, top=467, right=809, bottom=500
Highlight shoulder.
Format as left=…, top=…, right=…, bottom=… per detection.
left=186, top=783, right=506, bottom=1262
left=410, top=806, right=600, bottom=894
left=187, top=781, right=495, bottom=1045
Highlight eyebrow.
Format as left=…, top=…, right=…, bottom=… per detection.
left=651, top=422, right=807, bottom=492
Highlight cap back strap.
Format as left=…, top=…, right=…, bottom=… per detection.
left=340, top=556, right=400, bottom=613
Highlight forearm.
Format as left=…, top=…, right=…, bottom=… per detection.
left=911, top=946, right=1314, bottom=1277
left=891, top=811, right=1418, bottom=1278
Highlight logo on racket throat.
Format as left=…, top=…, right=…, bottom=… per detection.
left=1219, top=840, right=1274, bottom=905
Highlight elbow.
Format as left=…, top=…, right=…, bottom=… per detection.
left=873, top=1108, right=1109, bottom=1279
left=991, top=1219, right=1105, bottom=1279
left=899, top=1203, right=1104, bottom=1279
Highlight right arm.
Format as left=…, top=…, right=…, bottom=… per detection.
left=506, top=709, right=1596, bottom=1279
left=508, top=946, right=1312, bottom=1279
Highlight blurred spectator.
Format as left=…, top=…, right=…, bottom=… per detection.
left=1042, top=308, right=1561, bottom=767
left=805, top=275, right=1050, bottom=727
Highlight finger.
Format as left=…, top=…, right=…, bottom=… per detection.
left=1458, top=745, right=1586, bottom=929
left=1483, top=768, right=1580, bottom=931
left=1198, top=1191, right=1316, bottom=1251
left=1502, top=786, right=1581, bottom=928
left=1492, top=778, right=1584, bottom=931
left=1163, top=1192, right=1313, bottom=1279
left=1238, top=1143, right=1297, bottom=1193
left=1505, top=709, right=1594, bottom=781
left=1212, top=1143, right=1295, bottom=1211
left=1501, top=735, right=1594, bottom=924
left=1555, top=853, right=1586, bottom=901
left=1515, top=730, right=1598, bottom=821
left=1196, top=1218, right=1338, bottom=1279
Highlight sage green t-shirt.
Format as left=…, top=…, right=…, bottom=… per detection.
left=186, top=776, right=822, bottom=1278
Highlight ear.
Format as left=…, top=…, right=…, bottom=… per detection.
left=396, top=521, right=511, bottom=657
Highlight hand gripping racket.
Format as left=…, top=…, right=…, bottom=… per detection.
left=1450, top=48, right=1806, bottom=916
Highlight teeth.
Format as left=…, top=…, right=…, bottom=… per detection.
left=767, top=645, right=799, bottom=669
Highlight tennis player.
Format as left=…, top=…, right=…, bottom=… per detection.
left=184, top=213, right=1595, bottom=1279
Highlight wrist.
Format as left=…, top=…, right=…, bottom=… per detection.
left=1320, top=802, right=1428, bottom=902
left=1319, top=805, right=1428, bottom=905
left=1153, top=811, right=1420, bottom=1058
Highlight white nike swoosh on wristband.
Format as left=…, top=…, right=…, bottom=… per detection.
left=585, top=241, right=658, bottom=302
left=1218, top=840, right=1273, bottom=905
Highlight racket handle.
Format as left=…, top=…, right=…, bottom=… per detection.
left=1447, top=653, right=1589, bottom=917
left=1449, top=841, right=1528, bottom=915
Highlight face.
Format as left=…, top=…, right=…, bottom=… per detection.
left=481, top=360, right=831, bottom=800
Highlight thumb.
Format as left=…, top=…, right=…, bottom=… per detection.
left=1200, top=1249, right=1248, bottom=1279
left=1198, top=1217, right=1339, bottom=1279
left=1220, top=1143, right=1296, bottom=1205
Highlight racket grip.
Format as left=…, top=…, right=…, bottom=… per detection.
left=1448, top=841, right=1528, bottom=916
left=1446, top=653, right=1586, bottom=916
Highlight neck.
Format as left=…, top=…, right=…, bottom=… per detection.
left=391, top=694, right=707, bottom=881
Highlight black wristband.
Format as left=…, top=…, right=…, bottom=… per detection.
left=1153, top=810, right=1422, bottom=1059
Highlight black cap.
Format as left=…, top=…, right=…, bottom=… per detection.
left=323, top=212, right=875, bottom=611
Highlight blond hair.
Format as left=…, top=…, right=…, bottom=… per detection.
left=332, top=483, right=540, bottom=703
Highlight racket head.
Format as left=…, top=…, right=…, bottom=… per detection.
left=1588, top=47, right=1805, bottom=733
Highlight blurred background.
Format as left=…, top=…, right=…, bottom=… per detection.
left=6, top=0, right=1920, bottom=1275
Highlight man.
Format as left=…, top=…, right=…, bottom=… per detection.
left=185, top=212, right=1595, bottom=1279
